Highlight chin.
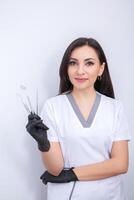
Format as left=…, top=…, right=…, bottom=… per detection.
left=73, top=84, right=90, bottom=90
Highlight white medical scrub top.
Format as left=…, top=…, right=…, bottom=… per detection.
left=40, top=91, right=131, bottom=200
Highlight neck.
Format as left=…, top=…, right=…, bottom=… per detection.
left=71, top=86, right=96, bottom=101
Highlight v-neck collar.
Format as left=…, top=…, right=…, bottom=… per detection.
left=66, top=91, right=101, bottom=128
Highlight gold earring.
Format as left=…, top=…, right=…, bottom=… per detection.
left=97, top=76, right=102, bottom=81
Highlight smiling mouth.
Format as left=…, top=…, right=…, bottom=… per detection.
left=75, top=78, right=88, bottom=83
left=75, top=78, right=88, bottom=80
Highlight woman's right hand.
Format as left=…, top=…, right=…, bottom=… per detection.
left=26, top=112, right=50, bottom=152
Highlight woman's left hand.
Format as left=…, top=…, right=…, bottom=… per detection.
left=40, top=167, right=78, bottom=185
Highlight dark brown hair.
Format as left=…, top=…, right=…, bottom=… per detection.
left=57, top=37, right=115, bottom=98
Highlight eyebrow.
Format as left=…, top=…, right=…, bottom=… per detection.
left=69, top=57, right=96, bottom=61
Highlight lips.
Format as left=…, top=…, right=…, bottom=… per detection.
left=75, top=78, right=88, bottom=83
left=75, top=78, right=88, bottom=80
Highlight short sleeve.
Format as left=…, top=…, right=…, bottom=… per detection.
left=113, top=101, right=131, bottom=142
left=40, top=99, right=59, bottom=142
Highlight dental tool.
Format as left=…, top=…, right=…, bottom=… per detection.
left=20, top=84, right=35, bottom=114
left=16, top=93, right=31, bottom=114
left=36, top=88, right=38, bottom=115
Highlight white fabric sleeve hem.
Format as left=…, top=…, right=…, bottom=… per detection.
left=47, top=135, right=59, bottom=142
left=113, top=137, right=131, bottom=142
left=112, top=101, right=131, bottom=142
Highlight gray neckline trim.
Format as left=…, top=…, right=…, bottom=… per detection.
left=66, top=91, right=101, bottom=128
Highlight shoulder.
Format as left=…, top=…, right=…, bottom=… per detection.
left=98, top=91, right=123, bottom=112
left=41, top=93, right=66, bottom=118
left=44, top=93, right=67, bottom=108
left=41, top=93, right=68, bottom=119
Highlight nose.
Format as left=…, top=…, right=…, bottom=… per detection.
left=76, top=64, right=85, bottom=74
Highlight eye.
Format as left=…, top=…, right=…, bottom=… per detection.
left=68, top=61, right=76, bottom=66
left=86, top=61, right=94, bottom=66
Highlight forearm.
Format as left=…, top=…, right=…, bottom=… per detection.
left=73, top=158, right=128, bottom=181
left=40, top=142, right=64, bottom=176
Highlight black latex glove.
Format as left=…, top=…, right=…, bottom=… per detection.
left=40, top=167, right=79, bottom=184
left=26, top=112, right=50, bottom=152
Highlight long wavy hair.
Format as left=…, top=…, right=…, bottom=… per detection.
left=57, top=37, right=115, bottom=98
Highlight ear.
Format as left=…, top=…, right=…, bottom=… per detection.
left=98, top=62, right=105, bottom=76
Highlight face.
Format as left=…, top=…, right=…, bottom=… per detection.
left=67, top=45, right=105, bottom=91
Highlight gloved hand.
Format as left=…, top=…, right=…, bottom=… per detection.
left=40, top=167, right=79, bottom=184
left=26, top=112, right=50, bottom=152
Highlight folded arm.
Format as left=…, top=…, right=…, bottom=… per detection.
left=41, top=141, right=64, bottom=176
left=26, top=113, right=64, bottom=176
left=73, top=140, right=129, bottom=181
left=40, top=140, right=129, bottom=184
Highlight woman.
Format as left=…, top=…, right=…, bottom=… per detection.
left=26, top=37, right=131, bottom=200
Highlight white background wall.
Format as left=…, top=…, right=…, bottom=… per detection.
left=0, top=0, right=134, bottom=199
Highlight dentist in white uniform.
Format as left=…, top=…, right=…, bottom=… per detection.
left=26, top=37, right=131, bottom=200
